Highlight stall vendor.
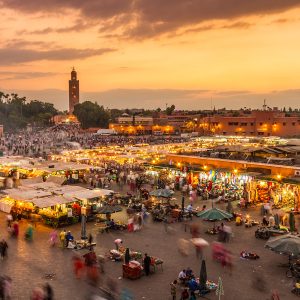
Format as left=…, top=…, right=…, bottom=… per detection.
left=143, top=253, right=151, bottom=276
left=235, top=215, right=242, bottom=226
left=66, top=231, right=74, bottom=247
left=114, top=238, right=123, bottom=250
left=188, top=277, right=199, bottom=292
left=178, top=269, right=187, bottom=284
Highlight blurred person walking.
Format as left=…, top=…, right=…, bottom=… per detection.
left=59, top=229, right=66, bottom=248
left=43, top=283, right=53, bottom=300
left=0, top=239, right=8, bottom=260
left=170, top=280, right=177, bottom=300
left=49, top=230, right=58, bottom=247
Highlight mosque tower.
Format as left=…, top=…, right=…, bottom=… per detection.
left=69, top=67, right=79, bottom=113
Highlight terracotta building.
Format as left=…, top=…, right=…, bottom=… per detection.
left=109, top=114, right=175, bottom=135
left=69, top=68, right=79, bottom=113
left=109, top=114, right=153, bottom=134
left=198, top=110, right=300, bottom=137
left=153, top=113, right=198, bottom=131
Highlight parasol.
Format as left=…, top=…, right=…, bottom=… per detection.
left=199, top=259, right=207, bottom=290
left=149, top=189, right=174, bottom=198
left=197, top=208, right=232, bottom=221
left=265, top=234, right=300, bottom=257
left=97, top=205, right=122, bottom=215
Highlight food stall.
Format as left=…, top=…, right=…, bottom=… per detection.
left=64, top=188, right=114, bottom=220
left=37, top=162, right=94, bottom=184
left=0, top=183, right=109, bottom=226
left=34, top=196, right=80, bottom=227
left=2, top=188, right=52, bottom=218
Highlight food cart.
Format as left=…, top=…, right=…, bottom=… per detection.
left=123, top=261, right=142, bottom=279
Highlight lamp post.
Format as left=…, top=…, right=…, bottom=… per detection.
left=81, top=207, right=87, bottom=240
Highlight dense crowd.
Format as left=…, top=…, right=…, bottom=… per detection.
left=0, top=124, right=188, bottom=157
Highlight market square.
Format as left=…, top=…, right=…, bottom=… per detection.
left=0, top=136, right=300, bottom=299
left=1, top=2, right=300, bottom=299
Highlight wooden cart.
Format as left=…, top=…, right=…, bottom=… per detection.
left=122, top=263, right=142, bottom=279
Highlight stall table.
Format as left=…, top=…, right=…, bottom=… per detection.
left=123, top=262, right=142, bottom=279
left=75, top=240, right=96, bottom=250
left=151, top=257, right=163, bottom=272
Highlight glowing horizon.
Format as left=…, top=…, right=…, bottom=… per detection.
left=1, top=1, right=300, bottom=110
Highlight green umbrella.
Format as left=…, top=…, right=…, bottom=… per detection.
left=97, top=205, right=122, bottom=215
left=150, top=189, right=174, bottom=198
left=265, top=234, right=300, bottom=264
left=197, top=208, right=233, bottom=221
left=289, top=212, right=295, bottom=232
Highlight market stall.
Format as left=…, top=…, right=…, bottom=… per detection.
left=34, top=196, right=80, bottom=227
left=64, top=188, right=114, bottom=219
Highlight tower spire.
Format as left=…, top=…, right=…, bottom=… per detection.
left=69, top=68, right=79, bottom=114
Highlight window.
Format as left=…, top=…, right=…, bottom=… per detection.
left=250, top=123, right=254, bottom=126
left=292, top=122, right=296, bottom=126
left=283, top=122, right=286, bottom=126
left=259, top=122, right=263, bottom=126
left=250, top=132, right=254, bottom=135
left=258, top=132, right=264, bottom=135
left=223, top=132, right=227, bottom=135
left=228, top=122, right=238, bottom=126
left=240, top=123, right=247, bottom=126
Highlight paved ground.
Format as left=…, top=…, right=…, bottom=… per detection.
left=0, top=184, right=299, bottom=299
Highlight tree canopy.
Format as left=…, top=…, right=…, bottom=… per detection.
left=73, top=101, right=110, bottom=129
left=166, top=104, right=175, bottom=115
left=0, top=92, right=58, bottom=131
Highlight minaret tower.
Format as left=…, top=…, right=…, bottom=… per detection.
left=69, top=67, right=79, bottom=114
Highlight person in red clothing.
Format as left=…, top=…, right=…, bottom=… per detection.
left=12, top=222, right=19, bottom=237
left=181, top=288, right=189, bottom=300
left=73, top=255, right=84, bottom=279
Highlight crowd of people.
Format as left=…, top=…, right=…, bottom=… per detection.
left=0, top=124, right=188, bottom=157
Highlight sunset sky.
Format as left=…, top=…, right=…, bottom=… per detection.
left=1, top=0, right=300, bottom=110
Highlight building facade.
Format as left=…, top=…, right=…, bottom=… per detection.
left=109, top=115, right=175, bottom=135
left=69, top=68, right=79, bottom=113
left=198, top=110, right=300, bottom=137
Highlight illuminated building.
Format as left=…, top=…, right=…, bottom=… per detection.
left=52, top=114, right=79, bottom=125
left=198, top=110, right=300, bottom=137
left=109, top=115, right=175, bottom=135
left=69, top=67, right=79, bottom=114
